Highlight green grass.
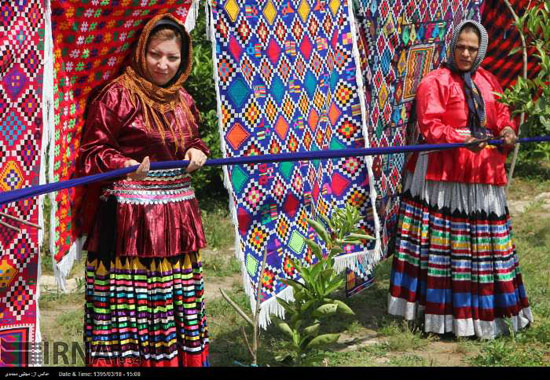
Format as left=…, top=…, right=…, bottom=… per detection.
left=201, top=206, right=235, bottom=250
left=202, top=254, right=241, bottom=278
left=39, top=175, right=550, bottom=367
left=40, top=291, right=86, bottom=367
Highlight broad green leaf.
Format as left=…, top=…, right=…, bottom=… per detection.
left=292, top=331, right=301, bottom=347
left=321, top=280, right=344, bottom=298
left=276, top=298, right=296, bottom=313
left=303, top=323, right=320, bottom=337
left=309, top=219, right=331, bottom=243
left=312, top=303, right=338, bottom=317
left=329, top=246, right=344, bottom=256
left=347, top=232, right=375, bottom=240
left=342, top=239, right=363, bottom=245
left=305, top=333, right=340, bottom=350
left=333, top=299, right=355, bottom=315
left=305, top=239, right=324, bottom=261
left=282, top=279, right=307, bottom=292
left=275, top=320, right=294, bottom=338
left=318, top=214, right=334, bottom=230
left=300, top=299, right=317, bottom=312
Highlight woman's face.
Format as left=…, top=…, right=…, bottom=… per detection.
left=454, top=30, right=480, bottom=72
left=145, top=37, right=182, bottom=86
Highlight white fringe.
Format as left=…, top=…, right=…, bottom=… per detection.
left=208, top=1, right=386, bottom=328
left=333, top=247, right=380, bottom=274
left=33, top=0, right=56, bottom=353
left=206, top=0, right=251, bottom=307
left=52, top=237, right=84, bottom=293
left=183, top=0, right=199, bottom=32
left=204, top=0, right=211, bottom=41
left=344, top=0, right=383, bottom=268
left=206, top=4, right=293, bottom=329
left=257, top=286, right=294, bottom=329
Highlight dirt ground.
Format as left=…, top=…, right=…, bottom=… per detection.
left=38, top=194, right=550, bottom=366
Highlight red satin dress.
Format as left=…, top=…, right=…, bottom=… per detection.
left=78, top=82, right=211, bottom=367
left=79, top=82, right=210, bottom=256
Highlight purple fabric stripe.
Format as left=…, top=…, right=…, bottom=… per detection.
left=2, top=137, right=549, bottom=206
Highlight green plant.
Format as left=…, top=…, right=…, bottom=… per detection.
left=498, top=1, right=550, bottom=147
left=532, top=142, right=550, bottom=161
left=273, top=204, right=374, bottom=364
left=186, top=10, right=226, bottom=202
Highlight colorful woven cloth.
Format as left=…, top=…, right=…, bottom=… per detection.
left=210, top=0, right=380, bottom=325
left=85, top=254, right=209, bottom=367
left=347, top=0, right=482, bottom=295
left=49, top=0, right=197, bottom=289
left=0, top=0, right=45, bottom=367
left=481, top=0, right=540, bottom=89
left=388, top=156, right=533, bottom=338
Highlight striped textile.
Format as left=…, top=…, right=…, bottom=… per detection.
left=48, top=0, right=197, bottom=291
left=388, top=155, right=532, bottom=338
left=0, top=0, right=46, bottom=366
left=102, top=169, right=195, bottom=205
left=85, top=253, right=209, bottom=367
left=481, top=0, right=539, bottom=89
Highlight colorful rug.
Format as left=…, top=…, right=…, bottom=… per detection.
left=347, top=0, right=483, bottom=295
left=49, top=0, right=197, bottom=290
left=0, top=0, right=46, bottom=367
left=481, top=0, right=540, bottom=89
left=210, top=0, right=380, bottom=325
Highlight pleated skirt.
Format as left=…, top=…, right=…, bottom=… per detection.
left=388, top=155, right=533, bottom=338
left=84, top=252, right=209, bottom=367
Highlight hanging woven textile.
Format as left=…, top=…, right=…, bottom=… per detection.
left=0, top=0, right=46, bottom=367
left=209, top=0, right=381, bottom=326
left=481, top=0, right=540, bottom=89
left=346, top=0, right=483, bottom=295
left=48, top=0, right=198, bottom=290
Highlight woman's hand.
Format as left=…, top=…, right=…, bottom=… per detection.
left=464, top=136, right=487, bottom=153
left=124, top=156, right=150, bottom=180
left=184, top=148, right=207, bottom=173
left=500, top=126, right=518, bottom=148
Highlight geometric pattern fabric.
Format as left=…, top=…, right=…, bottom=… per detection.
left=212, top=0, right=379, bottom=325
left=0, top=0, right=45, bottom=367
left=49, top=0, right=195, bottom=275
left=346, top=0, right=482, bottom=295
left=481, top=0, right=540, bottom=89
left=353, top=0, right=482, bottom=256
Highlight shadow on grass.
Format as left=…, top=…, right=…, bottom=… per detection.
left=512, top=159, right=550, bottom=181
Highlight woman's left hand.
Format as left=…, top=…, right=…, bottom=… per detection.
left=500, top=127, right=518, bottom=148
left=184, top=148, right=207, bottom=173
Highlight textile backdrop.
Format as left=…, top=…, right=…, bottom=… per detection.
left=210, top=0, right=381, bottom=325
left=0, top=0, right=46, bottom=367
left=345, top=0, right=483, bottom=294
left=481, top=0, right=540, bottom=89
left=49, top=0, right=197, bottom=290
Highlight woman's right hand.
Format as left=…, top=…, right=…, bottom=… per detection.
left=464, top=136, right=487, bottom=153
left=124, top=156, right=150, bottom=180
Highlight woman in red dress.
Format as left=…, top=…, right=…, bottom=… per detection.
left=388, top=20, right=532, bottom=338
left=78, top=14, right=209, bottom=366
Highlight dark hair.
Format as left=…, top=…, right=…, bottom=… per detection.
left=459, top=24, right=481, bottom=41
left=147, top=19, right=190, bottom=88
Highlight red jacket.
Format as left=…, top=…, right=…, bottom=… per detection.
left=406, top=67, right=517, bottom=185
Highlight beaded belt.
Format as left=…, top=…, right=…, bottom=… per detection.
left=101, top=168, right=195, bottom=205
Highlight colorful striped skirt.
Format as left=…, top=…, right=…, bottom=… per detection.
left=85, top=253, right=209, bottom=367
left=388, top=155, right=532, bottom=338
left=84, top=169, right=209, bottom=366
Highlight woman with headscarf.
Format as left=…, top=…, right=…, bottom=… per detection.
left=388, top=20, right=533, bottom=339
left=77, top=14, right=209, bottom=366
